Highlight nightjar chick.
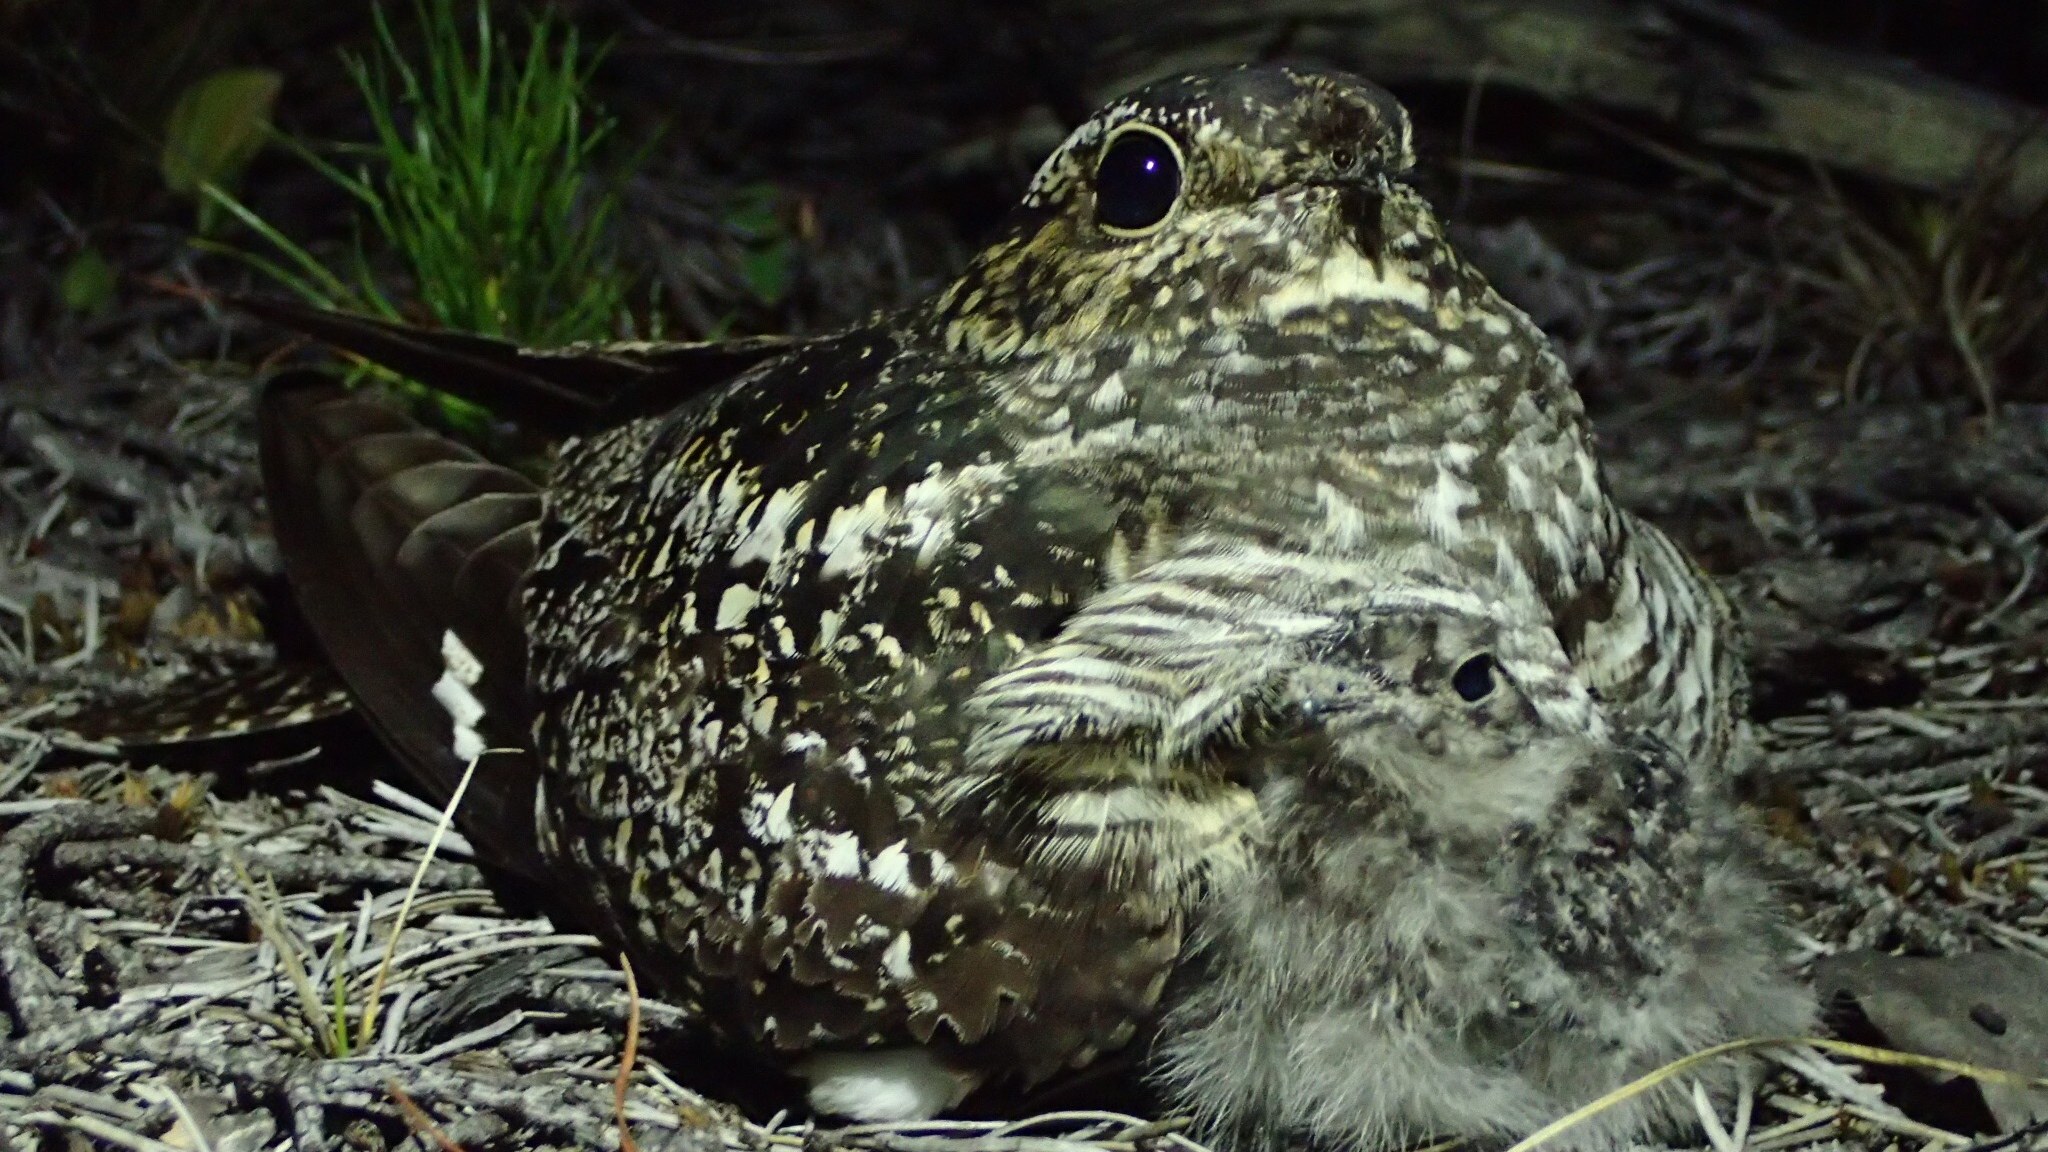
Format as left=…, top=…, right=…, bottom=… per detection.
left=249, top=63, right=1788, bottom=1126
left=958, top=551, right=1813, bottom=1151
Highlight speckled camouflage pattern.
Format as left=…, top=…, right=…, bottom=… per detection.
left=514, top=64, right=1754, bottom=1093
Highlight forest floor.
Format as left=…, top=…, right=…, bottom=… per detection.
left=3, top=2, right=2048, bottom=1149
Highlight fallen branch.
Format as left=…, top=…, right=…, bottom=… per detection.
left=1068, top=0, right=2048, bottom=209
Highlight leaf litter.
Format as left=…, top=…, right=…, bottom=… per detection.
left=4, top=91, right=2048, bottom=1152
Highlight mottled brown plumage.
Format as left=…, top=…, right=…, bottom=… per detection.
left=251, top=64, right=1794, bottom=1136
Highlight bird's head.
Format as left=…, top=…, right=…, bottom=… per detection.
left=1253, top=583, right=1708, bottom=992
left=929, top=65, right=1475, bottom=365
left=1277, top=588, right=1712, bottom=987
left=1277, top=585, right=1618, bottom=840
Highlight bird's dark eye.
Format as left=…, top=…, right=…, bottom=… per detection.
left=1094, top=127, right=1183, bottom=233
left=1332, top=146, right=1357, bottom=172
left=1451, top=654, right=1497, bottom=703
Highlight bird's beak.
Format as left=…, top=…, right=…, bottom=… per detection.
left=1334, top=178, right=1388, bottom=255
left=1301, top=175, right=1389, bottom=256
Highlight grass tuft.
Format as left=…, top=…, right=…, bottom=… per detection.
left=201, top=0, right=643, bottom=435
left=1778, top=160, right=2048, bottom=416
left=324, top=0, right=635, bottom=345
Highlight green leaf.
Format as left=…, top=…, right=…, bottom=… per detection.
left=742, top=239, right=794, bottom=306
left=725, top=182, right=782, bottom=240
left=162, top=68, right=283, bottom=234
left=728, top=183, right=792, bottom=305
left=57, top=246, right=117, bottom=316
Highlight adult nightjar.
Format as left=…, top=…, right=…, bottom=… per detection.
left=248, top=63, right=1801, bottom=1133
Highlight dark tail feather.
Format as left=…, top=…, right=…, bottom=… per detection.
left=259, top=369, right=549, bottom=878
left=228, top=293, right=794, bottom=428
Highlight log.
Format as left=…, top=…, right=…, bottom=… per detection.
left=1059, top=0, right=2048, bottom=209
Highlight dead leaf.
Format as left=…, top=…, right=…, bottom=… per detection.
left=1816, top=949, right=2048, bottom=1132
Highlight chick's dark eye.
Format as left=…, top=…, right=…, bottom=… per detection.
left=1451, top=654, right=1497, bottom=703
left=1332, top=147, right=1357, bottom=171
left=1095, top=129, right=1182, bottom=232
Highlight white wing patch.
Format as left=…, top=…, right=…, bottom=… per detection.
left=432, top=630, right=488, bottom=762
